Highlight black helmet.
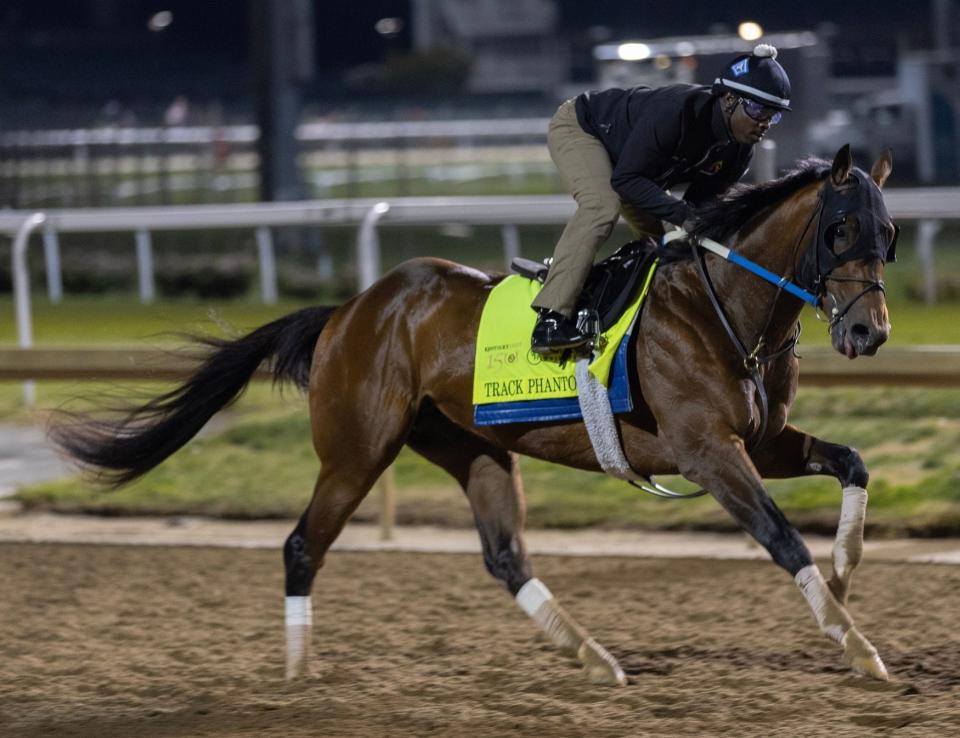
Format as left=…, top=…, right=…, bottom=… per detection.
left=713, top=44, right=791, bottom=111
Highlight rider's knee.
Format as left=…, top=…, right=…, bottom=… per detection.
left=578, top=196, right=621, bottom=232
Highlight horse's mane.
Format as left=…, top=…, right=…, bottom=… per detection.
left=691, top=157, right=831, bottom=244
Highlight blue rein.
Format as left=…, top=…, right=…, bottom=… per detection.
left=662, top=230, right=819, bottom=307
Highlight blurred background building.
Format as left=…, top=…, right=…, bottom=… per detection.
left=0, top=0, right=957, bottom=207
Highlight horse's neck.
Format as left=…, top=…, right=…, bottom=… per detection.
left=709, top=183, right=820, bottom=348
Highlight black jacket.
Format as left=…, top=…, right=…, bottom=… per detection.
left=575, top=84, right=753, bottom=225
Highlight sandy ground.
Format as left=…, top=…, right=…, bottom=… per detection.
left=1, top=542, right=959, bottom=738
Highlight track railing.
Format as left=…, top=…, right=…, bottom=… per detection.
left=2, top=191, right=959, bottom=402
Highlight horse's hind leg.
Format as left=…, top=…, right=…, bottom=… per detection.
left=406, top=402, right=626, bottom=686
left=283, top=464, right=385, bottom=679
left=752, top=425, right=871, bottom=606
left=283, top=396, right=415, bottom=678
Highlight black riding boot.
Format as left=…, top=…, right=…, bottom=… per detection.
left=530, top=309, right=587, bottom=354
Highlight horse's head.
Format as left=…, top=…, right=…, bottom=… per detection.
left=797, top=145, right=897, bottom=358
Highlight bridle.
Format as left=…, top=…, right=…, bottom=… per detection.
left=694, top=169, right=898, bottom=448
left=801, top=176, right=899, bottom=330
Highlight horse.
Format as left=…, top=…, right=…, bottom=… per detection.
left=51, top=144, right=899, bottom=687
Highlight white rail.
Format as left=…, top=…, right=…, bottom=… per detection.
left=2, top=189, right=956, bottom=234
left=3, top=191, right=958, bottom=383
left=0, top=119, right=551, bottom=149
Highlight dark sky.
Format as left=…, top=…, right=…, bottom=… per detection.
left=0, top=0, right=936, bottom=67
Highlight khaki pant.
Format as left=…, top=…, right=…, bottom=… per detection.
left=531, top=99, right=663, bottom=317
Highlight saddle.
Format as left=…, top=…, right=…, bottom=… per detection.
left=511, top=238, right=659, bottom=337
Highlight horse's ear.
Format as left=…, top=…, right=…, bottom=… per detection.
left=831, top=144, right=853, bottom=186
left=870, top=148, right=893, bottom=190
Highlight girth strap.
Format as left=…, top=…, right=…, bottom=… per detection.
left=574, top=358, right=706, bottom=499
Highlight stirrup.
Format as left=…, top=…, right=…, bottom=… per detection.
left=531, top=335, right=589, bottom=355
left=630, top=476, right=708, bottom=499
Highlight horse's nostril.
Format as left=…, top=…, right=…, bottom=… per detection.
left=851, top=323, right=870, bottom=338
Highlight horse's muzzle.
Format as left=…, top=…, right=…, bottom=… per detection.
left=832, top=320, right=889, bottom=359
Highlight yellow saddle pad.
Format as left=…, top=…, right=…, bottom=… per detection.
left=473, top=263, right=657, bottom=407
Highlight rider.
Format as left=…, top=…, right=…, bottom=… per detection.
left=531, top=44, right=792, bottom=353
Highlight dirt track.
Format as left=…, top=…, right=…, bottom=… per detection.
left=2, top=542, right=959, bottom=737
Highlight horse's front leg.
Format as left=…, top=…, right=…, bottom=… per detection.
left=667, top=421, right=887, bottom=681
left=752, top=425, right=869, bottom=607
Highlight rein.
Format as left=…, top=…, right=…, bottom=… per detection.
left=677, top=187, right=820, bottom=449
left=692, top=241, right=801, bottom=448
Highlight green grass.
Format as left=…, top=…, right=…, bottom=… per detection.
left=0, top=296, right=320, bottom=346
left=12, top=382, right=960, bottom=536
left=3, top=227, right=959, bottom=534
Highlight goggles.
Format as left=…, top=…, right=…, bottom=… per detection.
left=740, top=98, right=783, bottom=125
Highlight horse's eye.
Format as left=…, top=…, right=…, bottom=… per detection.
left=825, top=223, right=846, bottom=252
left=826, top=218, right=858, bottom=255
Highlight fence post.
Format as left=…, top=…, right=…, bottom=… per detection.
left=13, top=212, right=46, bottom=405
left=357, top=201, right=390, bottom=291
left=42, top=226, right=62, bottom=303
left=255, top=226, right=278, bottom=304
left=357, top=201, right=395, bottom=535
left=501, top=224, right=520, bottom=267
left=377, top=467, right=397, bottom=541
left=916, top=219, right=942, bottom=305
left=135, top=229, right=155, bottom=304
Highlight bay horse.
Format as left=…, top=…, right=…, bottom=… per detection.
left=51, top=145, right=898, bottom=686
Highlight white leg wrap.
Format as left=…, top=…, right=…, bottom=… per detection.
left=516, top=578, right=579, bottom=652
left=285, top=596, right=312, bottom=680
left=796, top=565, right=888, bottom=680
left=515, top=578, right=626, bottom=686
left=795, top=565, right=850, bottom=644
left=833, top=485, right=868, bottom=578
left=516, top=577, right=554, bottom=617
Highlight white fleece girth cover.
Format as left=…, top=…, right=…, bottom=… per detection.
left=575, top=358, right=643, bottom=481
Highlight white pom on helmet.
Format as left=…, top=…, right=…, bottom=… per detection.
left=752, top=44, right=778, bottom=59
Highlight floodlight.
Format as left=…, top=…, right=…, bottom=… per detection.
left=738, top=22, right=763, bottom=41
left=148, top=11, right=173, bottom=32
left=617, top=43, right=651, bottom=61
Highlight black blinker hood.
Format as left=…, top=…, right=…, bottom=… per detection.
left=796, top=170, right=897, bottom=292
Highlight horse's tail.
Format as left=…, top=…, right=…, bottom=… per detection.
left=49, top=305, right=336, bottom=488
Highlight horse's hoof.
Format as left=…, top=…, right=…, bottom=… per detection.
left=842, top=627, right=889, bottom=681
left=577, top=637, right=627, bottom=687
left=285, top=651, right=307, bottom=681
left=285, top=655, right=306, bottom=681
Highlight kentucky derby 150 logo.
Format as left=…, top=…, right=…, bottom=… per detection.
left=485, top=350, right=519, bottom=370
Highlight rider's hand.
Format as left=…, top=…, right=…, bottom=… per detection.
left=660, top=225, right=692, bottom=248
